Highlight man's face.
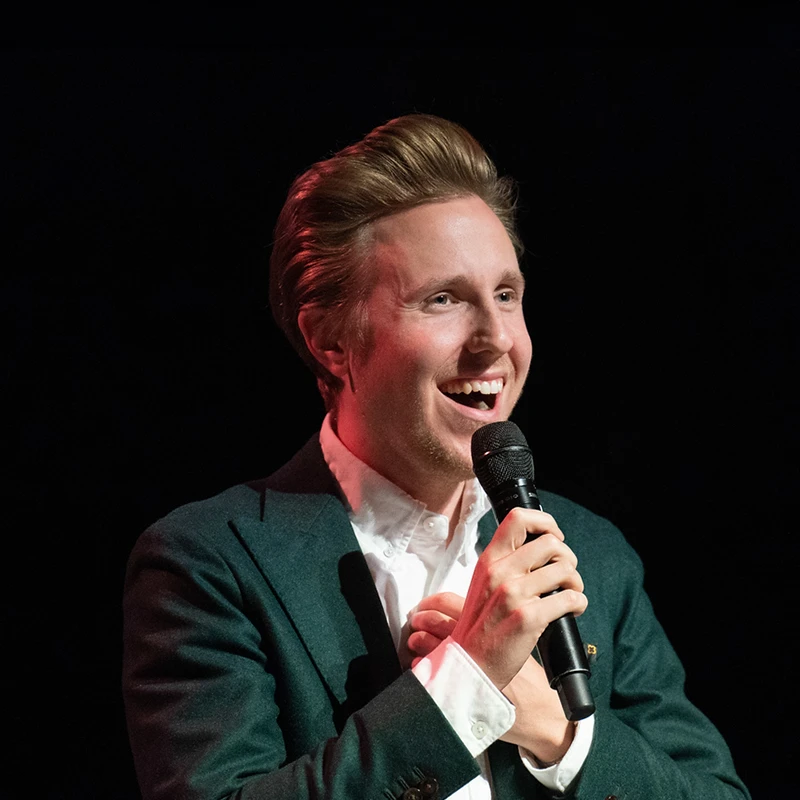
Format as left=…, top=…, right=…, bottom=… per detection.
left=334, top=195, right=532, bottom=494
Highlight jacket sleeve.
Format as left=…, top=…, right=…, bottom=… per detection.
left=568, top=533, right=751, bottom=800
left=122, top=519, right=480, bottom=800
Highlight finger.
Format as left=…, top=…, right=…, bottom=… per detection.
left=407, top=630, right=444, bottom=657
left=409, top=611, right=458, bottom=639
left=483, top=535, right=578, bottom=593
left=409, top=609, right=458, bottom=639
left=535, top=587, right=589, bottom=620
left=478, top=562, right=586, bottom=621
left=523, top=558, right=585, bottom=598
left=415, top=591, right=465, bottom=619
left=485, top=508, right=565, bottom=558
left=518, top=535, right=579, bottom=574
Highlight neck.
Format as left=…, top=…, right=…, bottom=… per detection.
left=358, top=454, right=465, bottom=522
left=415, top=479, right=466, bottom=519
left=329, top=409, right=471, bottom=540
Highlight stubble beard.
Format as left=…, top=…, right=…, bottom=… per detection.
left=412, top=383, right=525, bottom=485
left=409, top=405, right=484, bottom=485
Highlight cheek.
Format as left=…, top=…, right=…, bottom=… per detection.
left=512, top=319, right=533, bottom=366
left=378, top=326, right=455, bottom=377
left=521, top=335, right=533, bottom=369
left=355, top=341, right=423, bottom=396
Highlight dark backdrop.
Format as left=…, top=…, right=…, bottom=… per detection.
left=4, top=33, right=797, bottom=799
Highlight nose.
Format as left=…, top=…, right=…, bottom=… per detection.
left=466, top=300, right=513, bottom=356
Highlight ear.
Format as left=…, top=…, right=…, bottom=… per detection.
left=297, top=305, right=351, bottom=380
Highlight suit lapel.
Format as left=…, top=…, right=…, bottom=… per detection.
left=231, top=438, right=401, bottom=710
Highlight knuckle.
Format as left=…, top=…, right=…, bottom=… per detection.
left=551, top=540, right=576, bottom=565
left=415, top=609, right=447, bottom=635
left=568, top=552, right=579, bottom=568
left=566, top=589, right=588, bottom=611
left=486, top=564, right=507, bottom=592
left=562, top=561, right=581, bottom=585
left=508, top=604, right=528, bottom=629
left=410, top=610, right=427, bottom=628
left=505, top=507, right=522, bottom=522
left=544, top=532, right=562, bottom=549
left=495, top=581, right=521, bottom=613
left=501, top=507, right=526, bottom=531
left=540, top=512, right=564, bottom=538
left=496, top=581, right=513, bottom=607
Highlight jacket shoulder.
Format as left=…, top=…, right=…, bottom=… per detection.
left=150, top=481, right=267, bottom=536
left=538, top=489, right=644, bottom=577
left=131, top=434, right=339, bottom=557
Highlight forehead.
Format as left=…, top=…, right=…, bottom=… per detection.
left=368, top=195, right=520, bottom=290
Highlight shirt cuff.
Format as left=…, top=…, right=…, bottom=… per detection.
left=412, top=635, right=515, bottom=758
left=519, top=713, right=595, bottom=794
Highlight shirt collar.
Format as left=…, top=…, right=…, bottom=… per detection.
left=319, top=413, right=492, bottom=547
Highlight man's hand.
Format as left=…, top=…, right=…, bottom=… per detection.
left=409, top=590, right=578, bottom=762
left=408, top=509, right=587, bottom=761
left=446, top=508, right=587, bottom=690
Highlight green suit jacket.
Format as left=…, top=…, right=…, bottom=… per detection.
left=123, top=436, right=750, bottom=799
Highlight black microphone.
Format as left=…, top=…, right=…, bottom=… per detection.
left=471, top=421, right=595, bottom=722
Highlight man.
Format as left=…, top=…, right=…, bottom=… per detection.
left=123, top=115, right=750, bottom=799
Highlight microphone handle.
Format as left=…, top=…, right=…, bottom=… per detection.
left=490, top=478, right=595, bottom=722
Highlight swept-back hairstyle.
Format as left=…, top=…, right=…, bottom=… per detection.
left=269, top=114, right=522, bottom=409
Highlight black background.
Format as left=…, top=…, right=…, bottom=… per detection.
left=4, top=15, right=798, bottom=799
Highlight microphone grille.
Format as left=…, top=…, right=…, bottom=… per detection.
left=471, top=421, right=534, bottom=491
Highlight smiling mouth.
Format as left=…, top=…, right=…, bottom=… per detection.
left=439, top=379, right=503, bottom=411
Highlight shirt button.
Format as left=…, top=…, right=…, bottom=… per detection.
left=383, top=546, right=394, bottom=558
left=402, top=789, right=423, bottom=800
left=424, top=517, right=436, bottom=530
left=471, top=720, right=488, bottom=739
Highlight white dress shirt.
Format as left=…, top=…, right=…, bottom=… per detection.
left=320, top=415, right=593, bottom=797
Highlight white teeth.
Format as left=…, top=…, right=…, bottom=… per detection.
left=441, top=378, right=504, bottom=396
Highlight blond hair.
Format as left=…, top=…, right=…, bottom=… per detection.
left=269, top=114, right=522, bottom=409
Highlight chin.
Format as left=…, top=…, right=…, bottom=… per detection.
left=419, top=433, right=477, bottom=482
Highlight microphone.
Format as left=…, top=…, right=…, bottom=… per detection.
left=471, top=421, right=595, bottom=722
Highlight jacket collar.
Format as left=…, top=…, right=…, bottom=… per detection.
left=231, top=436, right=402, bottom=709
